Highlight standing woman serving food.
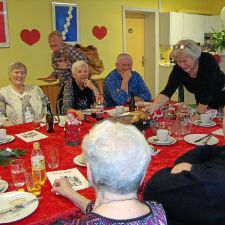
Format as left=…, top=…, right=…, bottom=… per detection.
left=62, top=60, right=100, bottom=118
left=0, top=62, right=48, bottom=126
left=147, top=39, right=225, bottom=115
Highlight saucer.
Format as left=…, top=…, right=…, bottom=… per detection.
left=73, top=155, right=86, bottom=167
left=148, top=136, right=176, bottom=145
left=193, top=120, right=216, bottom=127
left=0, top=135, right=15, bottom=144
left=184, top=134, right=219, bottom=146
left=0, top=180, right=8, bottom=193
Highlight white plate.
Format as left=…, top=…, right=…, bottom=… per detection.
left=193, top=120, right=216, bottom=127
left=184, top=134, right=219, bottom=146
left=73, top=155, right=86, bottom=167
left=148, top=136, right=177, bottom=146
left=0, top=191, right=38, bottom=224
left=0, top=180, right=8, bottom=193
left=0, top=135, right=15, bottom=145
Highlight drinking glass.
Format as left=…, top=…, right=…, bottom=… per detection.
left=46, top=147, right=59, bottom=169
left=24, top=168, right=41, bottom=196
left=174, top=103, right=192, bottom=140
left=10, top=159, right=25, bottom=188
left=33, top=113, right=42, bottom=129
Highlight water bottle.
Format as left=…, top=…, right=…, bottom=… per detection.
left=24, top=107, right=33, bottom=123
left=31, top=142, right=46, bottom=185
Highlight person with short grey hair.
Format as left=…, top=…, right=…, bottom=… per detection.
left=51, top=120, right=167, bottom=224
left=103, top=53, right=151, bottom=107
left=0, top=62, right=48, bottom=126
left=146, top=39, right=225, bottom=115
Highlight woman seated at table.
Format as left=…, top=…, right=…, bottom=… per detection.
left=143, top=107, right=225, bottom=225
left=62, top=60, right=100, bottom=119
left=0, top=62, right=48, bottom=126
left=146, top=39, right=225, bottom=115
left=52, top=120, right=167, bottom=225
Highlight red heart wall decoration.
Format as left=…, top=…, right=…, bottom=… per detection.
left=92, top=26, right=107, bottom=40
left=20, top=29, right=40, bottom=45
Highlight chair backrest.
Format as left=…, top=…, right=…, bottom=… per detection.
left=56, top=98, right=63, bottom=115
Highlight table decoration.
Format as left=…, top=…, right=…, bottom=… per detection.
left=0, top=148, right=27, bottom=167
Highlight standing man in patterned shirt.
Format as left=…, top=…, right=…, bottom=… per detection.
left=103, top=53, right=151, bottom=107
left=48, top=31, right=88, bottom=112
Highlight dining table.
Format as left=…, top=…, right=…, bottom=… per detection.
left=0, top=111, right=224, bottom=225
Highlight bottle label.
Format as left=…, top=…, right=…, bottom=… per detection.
left=31, top=156, right=45, bottom=170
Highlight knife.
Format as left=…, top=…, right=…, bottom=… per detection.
left=194, top=133, right=212, bottom=143
left=0, top=197, right=42, bottom=215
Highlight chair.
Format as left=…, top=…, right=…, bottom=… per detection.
left=56, top=98, right=63, bottom=115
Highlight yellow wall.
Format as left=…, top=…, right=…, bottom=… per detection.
left=0, top=0, right=224, bottom=87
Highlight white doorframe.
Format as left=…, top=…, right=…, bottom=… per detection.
left=122, top=6, right=159, bottom=98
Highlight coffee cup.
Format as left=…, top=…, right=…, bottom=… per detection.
left=157, top=129, right=169, bottom=142
left=0, top=129, right=6, bottom=141
left=200, top=113, right=211, bottom=124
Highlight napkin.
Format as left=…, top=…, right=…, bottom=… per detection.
left=16, top=130, right=48, bottom=142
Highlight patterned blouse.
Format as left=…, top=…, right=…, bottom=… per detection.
left=0, top=85, right=48, bottom=124
left=54, top=201, right=167, bottom=225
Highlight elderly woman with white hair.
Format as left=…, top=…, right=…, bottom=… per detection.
left=51, top=120, right=167, bottom=224
left=62, top=60, right=100, bottom=118
left=147, top=39, right=225, bottom=115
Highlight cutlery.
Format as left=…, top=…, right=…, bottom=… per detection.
left=194, top=133, right=212, bottom=143
left=202, top=134, right=213, bottom=145
left=0, top=197, right=42, bottom=215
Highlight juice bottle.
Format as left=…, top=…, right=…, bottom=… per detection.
left=31, top=142, right=46, bottom=185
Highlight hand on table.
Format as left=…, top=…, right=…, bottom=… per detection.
left=51, top=178, right=74, bottom=198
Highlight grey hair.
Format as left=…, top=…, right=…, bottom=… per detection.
left=82, top=120, right=151, bottom=194
left=170, top=39, right=201, bottom=61
left=71, top=60, right=89, bottom=74
left=8, top=62, right=27, bottom=74
left=116, top=53, right=133, bottom=64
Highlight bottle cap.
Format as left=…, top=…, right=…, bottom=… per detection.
left=33, top=142, right=40, bottom=149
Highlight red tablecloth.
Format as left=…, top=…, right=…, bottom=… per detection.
left=0, top=117, right=224, bottom=225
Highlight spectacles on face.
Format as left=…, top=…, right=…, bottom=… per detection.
left=173, top=44, right=191, bottom=50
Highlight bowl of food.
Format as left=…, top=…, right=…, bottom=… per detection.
left=149, top=120, right=175, bottom=135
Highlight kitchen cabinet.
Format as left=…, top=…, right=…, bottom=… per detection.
left=182, top=13, right=204, bottom=44
left=204, top=15, right=223, bottom=33
left=159, top=12, right=183, bottom=46
left=160, top=12, right=219, bottom=46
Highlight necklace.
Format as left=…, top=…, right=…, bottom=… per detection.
left=93, top=197, right=138, bottom=211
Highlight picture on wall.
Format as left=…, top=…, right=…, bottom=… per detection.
left=0, top=0, right=9, bottom=47
left=52, top=2, right=78, bottom=44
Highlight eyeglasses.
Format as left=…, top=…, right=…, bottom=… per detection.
left=173, top=44, right=191, bottom=50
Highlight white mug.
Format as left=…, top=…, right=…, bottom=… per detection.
left=157, top=129, right=169, bottom=142
left=200, top=113, right=211, bottom=124
left=0, top=129, right=6, bottom=141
